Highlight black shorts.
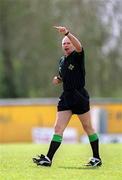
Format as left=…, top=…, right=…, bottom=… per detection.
left=57, top=88, right=90, bottom=114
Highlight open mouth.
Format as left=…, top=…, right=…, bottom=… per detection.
left=65, top=48, right=69, bottom=51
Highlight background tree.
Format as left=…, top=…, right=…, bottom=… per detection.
left=0, top=0, right=17, bottom=97
left=0, top=0, right=121, bottom=98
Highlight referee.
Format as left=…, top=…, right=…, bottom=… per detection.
left=33, top=26, right=102, bottom=167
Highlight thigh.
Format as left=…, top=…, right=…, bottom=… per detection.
left=54, top=110, right=72, bottom=134
left=78, top=111, right=94, bottom=134
left=78, top=111, right=91, bottom=122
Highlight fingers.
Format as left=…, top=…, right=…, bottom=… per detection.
left=53, top=26, right=63, bottom=29
left=53, top=26, right=67, bottom=34
left=53, top=26, right=65, bottom=31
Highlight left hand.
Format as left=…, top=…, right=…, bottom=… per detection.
left=53, top=26, right=69, bottom=35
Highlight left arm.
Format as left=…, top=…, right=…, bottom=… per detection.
left=54, top=26, right=82, bottom=52
left=67, top=32, right=82, bottom=52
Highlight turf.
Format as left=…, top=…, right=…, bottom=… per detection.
left=0, top=143, right=122, bottom=180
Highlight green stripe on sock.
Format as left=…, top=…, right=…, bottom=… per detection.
left=88, top=133, right=98, bottom=142
left=52, top=134, right=62, bottom=142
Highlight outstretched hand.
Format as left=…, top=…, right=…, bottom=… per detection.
left=53, top=26, right=69, bottom=35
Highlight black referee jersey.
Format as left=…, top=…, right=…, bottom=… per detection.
left=59, top=49, right=85, bottom=91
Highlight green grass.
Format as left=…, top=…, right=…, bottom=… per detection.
left=0, top=143, right=122, bottom=180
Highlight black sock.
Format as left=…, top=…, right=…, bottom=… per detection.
left=88, top=133, right=100, bottom=159
left=90, top=139, right=100, bottom=159
left=47, top=141, right=61, bottom=161
left=46, top=134, right=62, bottom=161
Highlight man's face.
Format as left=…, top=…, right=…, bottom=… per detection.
left=62, top=37, right=75, bottom=55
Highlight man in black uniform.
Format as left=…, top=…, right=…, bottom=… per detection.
left=33, top=26, right=102, bottom=167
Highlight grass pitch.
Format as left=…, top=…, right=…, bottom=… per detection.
left=0, top=143, right=122, bottom=180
